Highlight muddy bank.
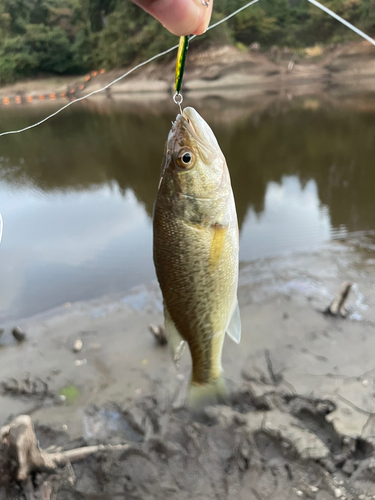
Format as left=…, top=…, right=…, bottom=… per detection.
left=1, top=42, right=375, bottom=103
left=1, top=233, right=375, bottom=497
left=2, top=389, right=375, bottom=500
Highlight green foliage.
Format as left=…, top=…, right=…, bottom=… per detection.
left=0, top=24, right=73, bottom=83
left=0, top=0, right=374, bottom=84
left=93, top=2, right=175, bottom=68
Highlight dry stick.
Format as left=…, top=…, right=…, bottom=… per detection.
left=1, top=415, right=130, bottom=483
left=149, top=324, right=168, bottom=345
left=325, top=282, right=352, bottom=317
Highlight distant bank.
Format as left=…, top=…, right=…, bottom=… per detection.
left=0, top=41, right=375, bottom=105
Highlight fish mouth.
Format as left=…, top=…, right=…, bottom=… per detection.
left=173, top=109, right=216, bottom=154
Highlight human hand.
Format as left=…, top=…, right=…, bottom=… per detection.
left=131, top=0, right=213, bottom=36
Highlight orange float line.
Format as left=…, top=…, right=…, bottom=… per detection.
left=38, top=94, right=45, bottom=100
left=91, top=71, right=98, bottom=77
left=69, top=88, right=75, bottom=94
left=15, top=96, right=21, bottom=104
left=26, top=95, right=33, bottom=102
left=3, top=97, right=10, bottom=105
left=49, top=93, right=56, bottom=100
left=79, top=84, right=84, bottom=90
left=60, top=91, right=66, bottom=98
left=99, top=69, right=105, bottom=74
left=84, top=75, right=91, bottom=81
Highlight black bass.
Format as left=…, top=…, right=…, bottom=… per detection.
left=153, top=107, right=240, bottom=408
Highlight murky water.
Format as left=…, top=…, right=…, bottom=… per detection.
left=1, top=94, right=375, bottom=322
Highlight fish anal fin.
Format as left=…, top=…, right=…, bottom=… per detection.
left=188, top=375, right=227, bottom=410
left=164, top=305, right=186, bottom=363
left=226, top=299, right=241, bottom=344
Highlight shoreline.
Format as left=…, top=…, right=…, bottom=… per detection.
left=1, top=42, right=375, bottom=105
left=1, top=236, right=374, bottom=435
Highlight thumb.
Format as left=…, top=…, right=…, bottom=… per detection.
left=132, top=0, right=213, bottom=36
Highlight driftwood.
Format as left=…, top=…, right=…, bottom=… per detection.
left=324, top=282, right=352, bottom=317
left=0, top=415, right=129, bottom=499
left=149, top=324, right=168, bottom=345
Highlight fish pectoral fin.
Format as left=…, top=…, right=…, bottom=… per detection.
left=209, top=223, right=228, bottom=268
left=164, top=305, right=187, bottom=363
left=226, top=299, right=241, bottom=344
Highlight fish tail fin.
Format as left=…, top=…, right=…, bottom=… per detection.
left=187, top=375, right=227, bottom=410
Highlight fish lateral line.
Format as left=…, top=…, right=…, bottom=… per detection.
left=173, top=189, right=229, bottom=202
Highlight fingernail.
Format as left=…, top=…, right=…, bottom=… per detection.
left=192, top=0, right=212, bottom=35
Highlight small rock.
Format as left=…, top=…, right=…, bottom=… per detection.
left=73, top=339, right=83, bottom=353
left=334, top=488, right=344, bottom=498
left=12, top=326, right=26, bottom=342
left=74, top=359, right=87, bottom=366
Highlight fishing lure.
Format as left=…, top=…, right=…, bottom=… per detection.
left=175, top=35, right=189, bottom=95
left=173, top=0, right=209, bottom=110
left=174, top=35, right=189, bottom=110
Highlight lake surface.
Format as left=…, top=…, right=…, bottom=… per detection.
left=1, top=93, right=375, bottom=322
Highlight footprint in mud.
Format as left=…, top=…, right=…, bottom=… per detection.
left=255, top=429, right=298, bottom=466
left=285, top=395, right=342, bottom=454
left=83, top=402, right=144, bottom=442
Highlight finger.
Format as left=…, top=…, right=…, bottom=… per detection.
left=132, top=0, right=213, bottom=36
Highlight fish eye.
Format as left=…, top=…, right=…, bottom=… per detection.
left=182, top=153, right=191, bottom=163
left=176, top=150, right=195, bottom=169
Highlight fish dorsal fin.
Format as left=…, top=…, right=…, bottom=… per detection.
left=226, top=299, right=241, bottom=344
left=164, top=305, right=186, bottom=363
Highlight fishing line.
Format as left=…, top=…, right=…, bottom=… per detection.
left=0, top=213, right=3, bottom=245
left=0, top=0, right=374, bottom=138
left=308, top=0, right=375, bottom=47
left=0, top=0, right=259, bottom=138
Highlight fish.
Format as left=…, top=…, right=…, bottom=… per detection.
left=153, top=107, right=241, bottom=409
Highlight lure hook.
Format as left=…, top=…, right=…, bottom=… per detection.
left=173, top=93, right=183, bottom=115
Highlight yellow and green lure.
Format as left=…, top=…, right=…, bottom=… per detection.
left=175, top=35, right=190, bottom=96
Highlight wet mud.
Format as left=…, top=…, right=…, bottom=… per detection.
left=2, top=387, right=375, bottom=499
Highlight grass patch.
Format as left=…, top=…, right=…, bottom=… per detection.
left=59, top=384, right=80, bottom=405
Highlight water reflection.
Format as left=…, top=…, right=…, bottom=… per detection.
left=0, top=95, right=375, bottom=321
left=240, top=177, right=330, bottom=258
left=0, top=185, right=153, bottom=320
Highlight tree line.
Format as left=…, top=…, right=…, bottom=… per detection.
left=0, top=0, right=374, bottom=84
